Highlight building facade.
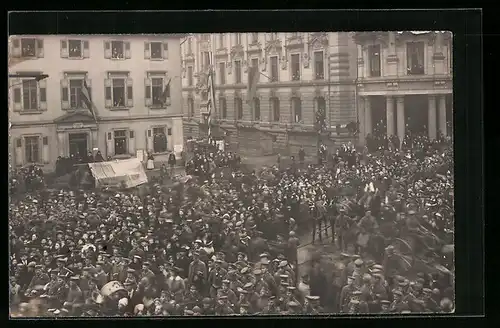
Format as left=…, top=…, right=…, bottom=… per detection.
left=9, top=34, right=185, bottom=171
left=180, top=33, right=358, bottom=156
left=353, top=31, right=453, bottom=145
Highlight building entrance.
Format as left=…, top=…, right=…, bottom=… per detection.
left=69, top=133, right=88, bottom=159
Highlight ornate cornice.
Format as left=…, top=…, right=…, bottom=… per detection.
left=230, top=44, right=244, bottom=59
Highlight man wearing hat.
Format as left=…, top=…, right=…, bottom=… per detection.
left=139, top=262, right=155, bottom=281
left=339, top=275, right=358, bottom=313
left=389, top=289, right=410, bottom=313
left=66, top=276, right=84, bottom=305
left=124, top=268, right=138, bottom=286
left=215, top=295, right=235, bottom=315
left=208, top=259, right=227, bottom=296
left=304, top=295, right=324, bottom=314
left=188, top=250, right=207, bottom=293
left=218, top=279, right=238, bottom=306
left=26, top=264, right=50, bottom=292
left=335, top=209, right=350, bottom=251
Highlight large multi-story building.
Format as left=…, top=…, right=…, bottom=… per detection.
left=353, top=31, right=453, bottom=144
left=9, top=34, right=185, bottom=171
left=180, top=33, right=358, bottom=156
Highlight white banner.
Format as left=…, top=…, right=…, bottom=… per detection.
left=88, top=158, right=148, bottom=189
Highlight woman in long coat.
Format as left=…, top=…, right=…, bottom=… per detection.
left=146, top=153, right=155, bottom=170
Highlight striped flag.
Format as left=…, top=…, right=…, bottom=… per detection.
left=81, top=80, right=98, bottom=122
left=206, top=67, right=216, bottom=141
left=246, top=65, right=260, bottom=103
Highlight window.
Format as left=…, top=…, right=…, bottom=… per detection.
left=150, top=42, right=163, bottom=59
left=315, top=97, right=327, bottom=130
left=113, top=130, right=128, bottom=155
left=22, top=80, right=38, bottom=110
left=153, top=127, right=167, bottom=153
left=24, top=136, right=40, bottom=163
left=368, top=45, right=381, bottom=77
left=270, top=56, right=279, bottom=82
left=314, top=51, right=324, bottom=80
left=21, top=38, right=36, bottom=57
left=291, top=54, right=301, bottom=80
left=407, top=42, right=425, bottom=75
left=253, top=98, right=261, bottom=121
left=12, top=78, right=46, bottom=112
left=203, top=52, right=211, bottom=69
left=235, top=60, right=242, bottom=83
left=188, top=66, right=193, bottom=86
left=219, top=62, right=226, bottom=85
left=11, top=38, right=43, bottom=58
left=292, top=97, right=302, bottom=123
left=251, top=33, right=258, bottom=43
left=105, top=74, right=133, bottom=108
left=220, top=97, right=227, bottom=119
left=271, top=97, right=280, bottom=122
left=152, top=78, right=166, bottom=106
left=111, top=41, right=125, bottom=59
left=235, top=97, right=243, bottom=120
left=219, top=34, right=225, bottom=48
left=188, top=98, right=195, bottom=117
left=61, top=39, right=89, bottom=59
left=187, top=38, right=192, bottom=54
left=69, top=79, right=84, bottom=109
left=235, top=33, right=242, bottom=45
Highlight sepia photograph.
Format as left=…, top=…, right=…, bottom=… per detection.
left=9, top=31, right=454, bottom=317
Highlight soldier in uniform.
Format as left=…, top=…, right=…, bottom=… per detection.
left=304, top=295, right=323, bottom=314
left=218, top=279, right=238, bottom=306
left=208, top=259, right=227, bottom=297
left=65, top=276, right=84, bottom=305
left=261, top=295, right=280, bottom=314
left=215, top=295, right=235, bottom=315
left=389, top=289, right=410, bottom=313
left=201, top=297, right=215, bottom=315
left=335, top=209, right=350, bottom=250
left=26, top=264, right=50, bottom=292
left=339, top=276, right=357, bottom=313
left=139, top=262, right=155, bottom=281
left=253, top=269, right=269, bottom=294
left=187, top=251, right=208, bottom=293
left=285, top=301, right=302, bottom=315
left=124, top=268, right=138, bottom=286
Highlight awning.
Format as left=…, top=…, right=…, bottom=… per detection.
left=88, top=158, right=148, bottom=189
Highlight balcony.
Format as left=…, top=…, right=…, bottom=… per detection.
left=407, top=64, right=425, bottom=75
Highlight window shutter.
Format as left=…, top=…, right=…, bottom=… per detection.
left=124, top=42, right=131, bottom=59
left=128, top=130, right=136, bottom=154
left=104, top=78, right=112, bottom=108
left=38, top=79, right=47, bottom=111
left=61, top=78, right=69, bottom=110
left=42, top=136, right=49, bottom=164
left=14, top=138, right=23, bottom=166
left=12, top=79, right=22, bottom=111
left=60, top=40, right=69, bottom=58
left=162, top=42, right=169, bottom=59
left=146, top=129, right=153, bottom=152
left=11, top=38, right=21, bottom=57
left=34, top=39, right=44, bottom=57
left=144, top=78, right=152, bottom=106
left=106, top=132, right=114, bottom=158
left=83, top=40, right=90, bottom=58
left=144, top=42, right=150, bottom=59
left=104, top=41, right=111, bottom=59
left=126, top=78, right=133, bottom=107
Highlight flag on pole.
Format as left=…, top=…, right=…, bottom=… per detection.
left=81, top=80, right=98, bottom=122
left=161, top=78, right=172, bottom=106
left=206, top=67, right=216, bottom=141
left=246, top=65, right=260, bottom=104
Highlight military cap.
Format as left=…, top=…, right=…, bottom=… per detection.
left=27, top=262, right=36, bottom=267
left=259, top=253, right=270, bottom=258
left=243, top=282, right=253, bottom=289
left=202, top=297, right=212, bottom=304
left=351, top=291, right=362, bottom=296
left=281, top=282, right=289, bottom=287
left=399, top=280, right=409, bottom=287
left=253, top=269, right=262, bottom=275
left=127, top=268, right=136, bottom=273
left=279, top=274, right=289, bottom=279
left=57, top=258, right=68, bottom=263
left=422, top=288, right=433, bottom=294
left=380, top=300, right=391, bottom=305
left=351, top=254, right=361, bottom=259
left=239, top=302, right=250, bottom=308
left=287, top=286, right=296, bottom=291
left=288, top=301, right=300, bottom=308
left=340, top=252, right=351, bottom=257
left=35, top=265, right=43, bottom=269
left=222, top=279, right=230, bottom=284
left=50, top=268, right=60, bottom=274
left=278, top=261, right=288, bottom=268
left=260, top=258, right=270, bottom=265
left=237, top=252, right=246, bottom=257
left=133, top=255, right=142, bottom=260
left=372, top=273, right=383, bottom=279
left=354, top=259, right=364, bottom=266
left=372, top=264, right=384, bottom=270
left=241, top=267, right=250, bottom=274
left=350, top=299, right=360, bottom=305
left=53, top=309, right=61, bottom=315
left=70, top=276, right=80, bottom=281
left=143, top=261, right=150, bottom=266
left=218, top=295, right=228, bottom=300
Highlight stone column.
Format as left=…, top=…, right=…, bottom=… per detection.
left=428, top=95, right=437, bottom=140
left=57, top=131, right=65, bottom=157
left=386, top=96, right=395, bottom=136
left=365, top=97, right=372, bottom=135
left=358, top=96, right=366, bottom=145
left=438, top=95, right=447, bottom=138
left=396, top=96, right=405, bottom=143
left=386, top=32, right=399, bottom=76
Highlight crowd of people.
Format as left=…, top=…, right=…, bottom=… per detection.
left=9, top=132, right=454, bottom=317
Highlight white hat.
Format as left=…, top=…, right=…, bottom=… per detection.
left=118, top=298, right=129, bottom=307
